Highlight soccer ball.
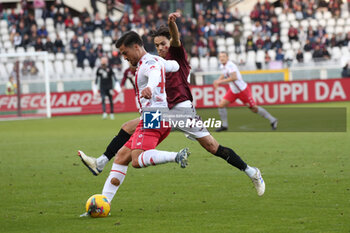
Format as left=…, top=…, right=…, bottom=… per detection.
left=85, top=194, right=111, bottom=217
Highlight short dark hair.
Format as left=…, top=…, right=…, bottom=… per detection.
left=150, top=25, right=171, bottom=40
left=115, top=31, right=144, bottom=48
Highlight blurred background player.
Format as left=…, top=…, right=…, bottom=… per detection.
left=94, top=57, right=118, bottom=119
left=214, top=52, right=278, bottom=132
left=120, top=62, right=136, bottom=94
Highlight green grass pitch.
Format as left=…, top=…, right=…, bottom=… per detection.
left=1, top=102, right=349, bottom=233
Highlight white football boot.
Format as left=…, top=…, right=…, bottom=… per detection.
left=250, top=167, right=265, bottom=196
left=78, top=150, right=101, bottom=176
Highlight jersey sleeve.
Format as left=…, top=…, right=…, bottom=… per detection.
left=157, top=56, right=179, bottom=73
left=143, top=59, right=162, bottom=89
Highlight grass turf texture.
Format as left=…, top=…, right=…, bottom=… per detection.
left=1, top=102, right=349, bottom=233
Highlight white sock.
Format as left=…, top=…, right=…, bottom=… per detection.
left=218, top=108, right=228, bottom=127
left=138, top=149, right=177, bottom=168
left=96, top=154, right=109, bottom=171
left=244, top=165, right=256, bottom=178
left=102, top=163, right=128, bottom=202
left=257, top=106, right=276, bottom=123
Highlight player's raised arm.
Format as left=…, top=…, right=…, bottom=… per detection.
left=168, top=12, right=181, bottom=47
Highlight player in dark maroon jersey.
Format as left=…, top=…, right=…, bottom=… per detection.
left=78, top=12, right=265, bottom=197
left=120, top=63, right=136, bottom=94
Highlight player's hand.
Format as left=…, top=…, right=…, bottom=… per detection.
left=141, top=87, right=152, bottom=99
left=168, top=12, right=181, bottom=22
left=121, top=86, right=126, bottom=92
left=213, top=80, right=219, bottom=89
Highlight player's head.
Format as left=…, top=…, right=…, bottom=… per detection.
left=150, top=26, right=171, bottom=58
left=115, top=31, right=145, bottom=66
left=218, top=52, right=229, bottom=65
left=101, top=57, right=108, bottom=67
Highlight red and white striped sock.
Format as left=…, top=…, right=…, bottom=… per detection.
left=138, top=149, right=177, bottom=168
left=102, top=163, right=128, bottom=202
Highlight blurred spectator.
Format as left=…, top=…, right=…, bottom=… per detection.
left=312, top=45, right=324, bottom=60
left=263, top=36, right=272, bottom=50
left=197, top=36, right=207, bottom=57
left=64, top=15, right=74, bottom=29
left=54, top=34, right=65, bottom=53
left=83, top=16, right=95, bottom=32
left=275, top=48, right=284, bottom=61
left=94, top=13, right=103, bottom=29
left=21, top=34, right=31, bottom=49
left=232, top=24, right=242, bottom=53
left=55, top=14, right=65, bottom=31
left=255, top=35, right=264, bottom=50
left=322, top=47, right=330, bottom=60
left=75, top=21, right=85, bottom=36
left=246, top=35, right=256, bottom=52
left=34, top=37, right=44, bottom=51
left=288, top=26, right=298, bottom=41
left=252, top=21, right=262, bottom=36
left=45, top=37, right=55, bottom=53
left=265, top=51, right=271, bottom=64
left=80, top=8, right=90, bottom=22
left=272, top=35, right=282, bottom=49
left=37, top=25, right=48, bottom=38
left=70, top=35, right=81, bottom=53
left=304, top=39, right=313, bottom=51
left=13, top=32, right=22, bottom=48
left=182, top=31, right=194, bottom=55
left=341, top=62, right=350, bottom=78
left=261, top=20, right=271, bottom=37
left=270, top=17, right=280, bottom=35
left=95, top=44, right=104, bottom=57
left=22, top=59, right=38, bottom=75
left=87, top=47, right=97, bottom=68
left=207, top=36, right=217, bottom=56
left=34, top=0, right=45, bottom=20
left=296, top=49, right=304, bottom=63
left=109, top=51, right=122, bottom=70
left=76, top=45, right=87, bottom=68
left=82, top=33, right=92, bottom=50
left=45, top=5, right=56, bottom=19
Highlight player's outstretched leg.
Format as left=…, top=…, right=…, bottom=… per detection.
left=216, top=108, right=228, bottom=132
left=214, top=145, right=265, bottom=196
left=135, top=148, right=190, bottom=168
left=252, top=106, right=278, bottom=130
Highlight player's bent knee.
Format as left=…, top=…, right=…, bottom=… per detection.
left=122, top=118, right=139, bottom=134
left=110, top=177, right=120, bottom=186
left=131, top=160, right=141, bottom=168
left=251, top=106, right=258, bottom=113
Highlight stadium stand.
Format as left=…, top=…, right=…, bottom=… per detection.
left=0, top=0, right=349, bottom=83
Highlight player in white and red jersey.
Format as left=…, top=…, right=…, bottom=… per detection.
left=98, top=31, right=190, bottom=203
left=214, top=52, right=278, bottom=132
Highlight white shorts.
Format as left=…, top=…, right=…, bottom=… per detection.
left=169, top=100, right=210, bottom=140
